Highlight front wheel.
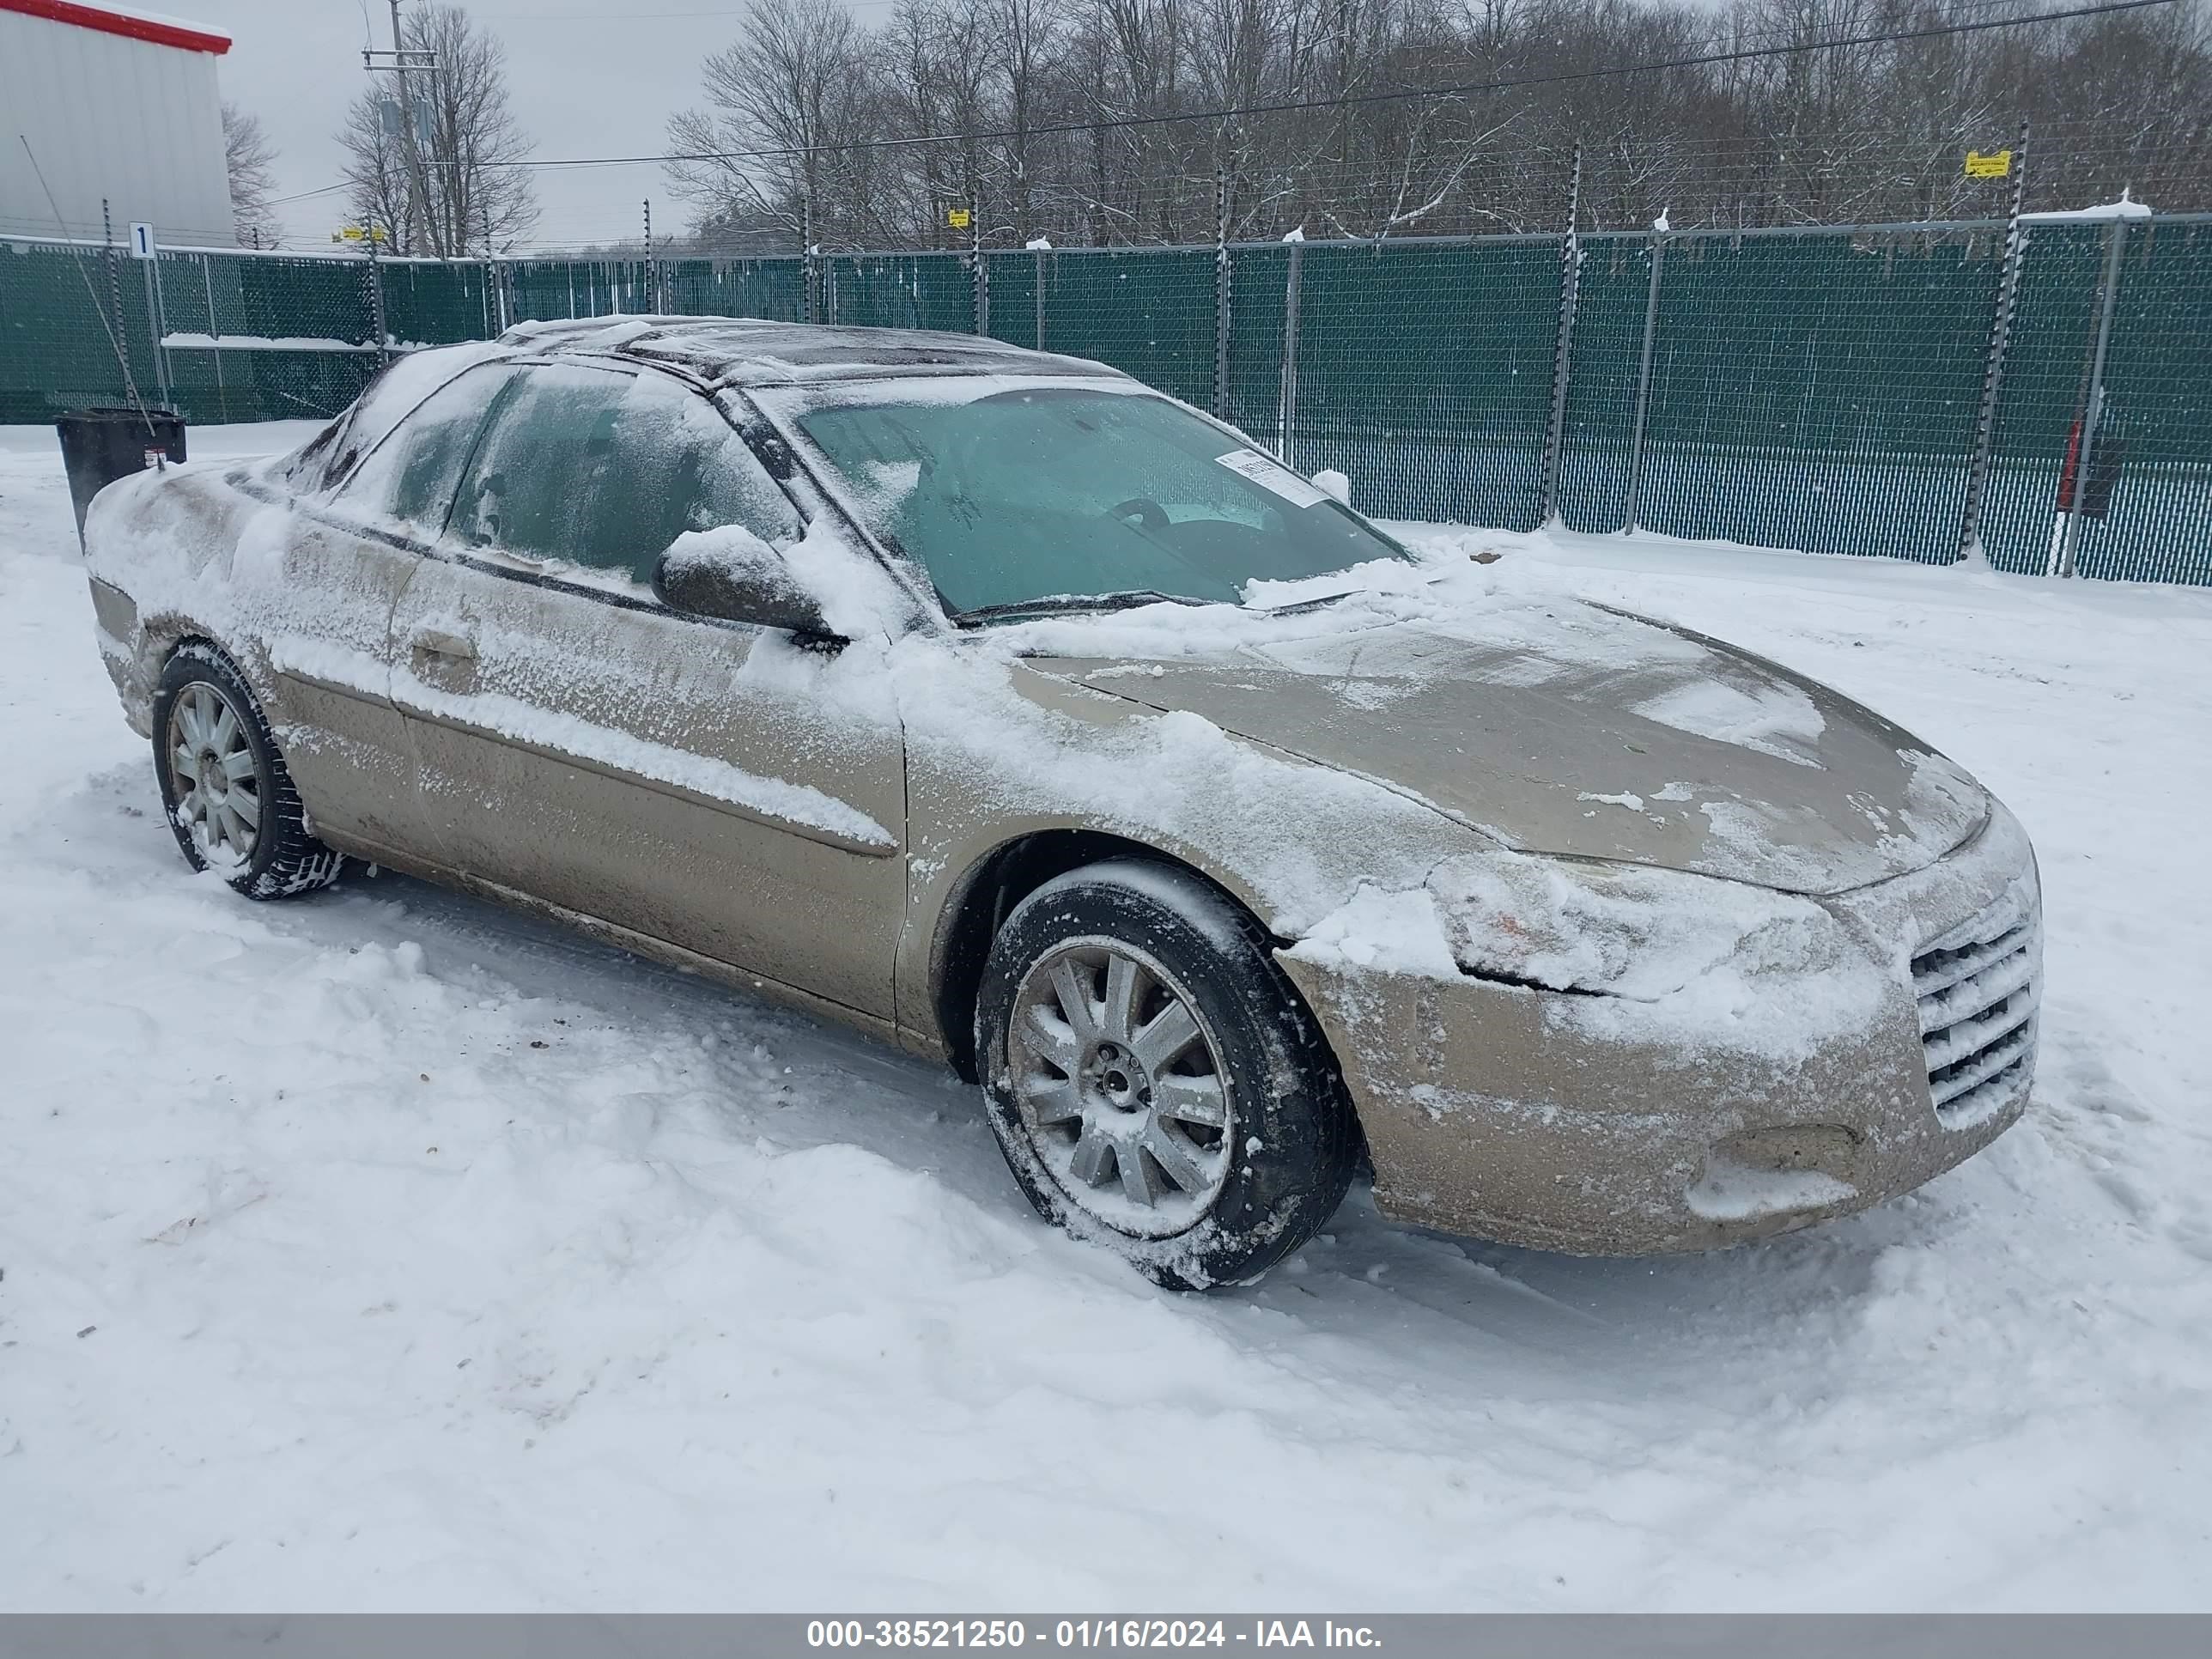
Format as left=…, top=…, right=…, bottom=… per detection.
left=152, top=642, right=343, bottom=899
left=976, top=860, right=1359, bottom=1290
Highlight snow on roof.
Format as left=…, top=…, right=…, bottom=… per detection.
left=499, top=315, right=1128, bottom=387
left=0, top=0, right=232, bottom=55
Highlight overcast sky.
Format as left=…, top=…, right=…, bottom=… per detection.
left=185, top=0, right=902, bottom=250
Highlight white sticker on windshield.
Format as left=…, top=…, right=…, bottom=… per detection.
left=1216, top=448, right=1330, bottom=508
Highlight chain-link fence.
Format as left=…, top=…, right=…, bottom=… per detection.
left=4, top=213, right=2209, bottom=586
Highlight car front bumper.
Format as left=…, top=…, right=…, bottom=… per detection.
left=1275, top=803, right=2041, bottom=1255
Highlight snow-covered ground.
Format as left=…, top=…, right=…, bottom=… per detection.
left=3, top=423, right=2209, bottom=1611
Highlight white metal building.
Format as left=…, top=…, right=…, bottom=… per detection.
left=0, top=0, right=235, bottom=247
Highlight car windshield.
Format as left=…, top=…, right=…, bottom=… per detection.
left=790, top=384, right=1408, bottom=617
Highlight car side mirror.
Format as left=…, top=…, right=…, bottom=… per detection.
left=651, top=526, right=839, bottom=640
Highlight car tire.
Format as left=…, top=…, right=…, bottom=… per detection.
left=152, top=642, right=343, bottom=900
left=976, top=859, right=1359, bottom=1290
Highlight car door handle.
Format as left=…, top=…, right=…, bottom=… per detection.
left=410, top=626, right=477, bottom=662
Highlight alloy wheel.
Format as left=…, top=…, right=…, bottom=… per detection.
left=1009, top=938, right=1235, bottom=1234
left=165, top=681, right=263, bottom=866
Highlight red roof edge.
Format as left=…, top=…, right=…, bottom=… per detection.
left=0, top=0, right=232, bottom=54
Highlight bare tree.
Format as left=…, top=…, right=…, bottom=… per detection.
left=337, top=3, right=538, bottom=256
left=665, top=0, right=875, bottom=244
left=222, top=103, right=282, bottom=248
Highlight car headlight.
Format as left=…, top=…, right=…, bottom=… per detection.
left=1425, top=852, right=1850, bottom=1001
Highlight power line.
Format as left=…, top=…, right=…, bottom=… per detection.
left=465, top=0, right=2179, bottom=173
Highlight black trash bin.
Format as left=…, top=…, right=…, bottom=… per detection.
left=55, top=405, right=186, bottom=549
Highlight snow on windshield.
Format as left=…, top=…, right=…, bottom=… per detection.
left=763, top=378, right=1407, bottom=614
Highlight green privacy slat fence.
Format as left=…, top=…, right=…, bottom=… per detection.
left=2026, top=217, right=2212, bottom=588
left=2053, top=221, right=2212, bottom=587
left=1288, top=236, right=1562, bottom=529
left=1974, top=223, right=2112, bottom=577
left=1553, top=236, right=1654, bottom=535
left=379, top=260, right=494, bottom=346
left=1629, top=229, right=1998, bottom=563
left=8, top=244, right=392, bottom=425
left=1037, top=247, right=1219, bottom=410
left=665, top=257, right=806, bottom=323
left=1224, top=245, right=1290, bottom=450
left=5, top=221, right=2211, bottom=586
left=817, top=252, right=972, bottom=332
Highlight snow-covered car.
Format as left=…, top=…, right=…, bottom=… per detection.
left=80, top=317, right=2042, bottom=1288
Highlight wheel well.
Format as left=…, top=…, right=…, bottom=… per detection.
left=151, top=629, right=235, bottom=687
left=933, top=831, right=1268, bottom=1083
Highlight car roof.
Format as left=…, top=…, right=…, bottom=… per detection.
left=493, top=314, right=1133, bottom=389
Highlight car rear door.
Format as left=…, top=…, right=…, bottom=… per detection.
left=387, top=361, right=908, bottom=1025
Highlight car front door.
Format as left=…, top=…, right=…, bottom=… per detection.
left=387, top=361, right=908, bottom=1025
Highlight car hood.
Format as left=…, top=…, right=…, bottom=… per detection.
left=1019, top=600, right=1988, bottom=896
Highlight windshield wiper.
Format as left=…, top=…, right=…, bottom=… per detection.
left=956, top=590, right=1210, bottom=624
left=1258, top=586, right=1364, bottom=616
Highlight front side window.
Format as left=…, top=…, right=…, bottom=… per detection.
left=447, top=364, right=801, bottom=584
left=787, top=383, right=1407, bottom=615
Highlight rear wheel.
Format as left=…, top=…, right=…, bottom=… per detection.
left=152, top=643, right=343, bottom=899
left=976, top=860, right=1358, bottom=1289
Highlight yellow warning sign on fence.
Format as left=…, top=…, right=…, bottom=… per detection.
left=946, top=207, right=971, bottom=229
left=1965, top=149, right=2013, bottom=179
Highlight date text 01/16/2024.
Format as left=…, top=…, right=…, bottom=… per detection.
left=805, top=1620, right=1383, bottom=1649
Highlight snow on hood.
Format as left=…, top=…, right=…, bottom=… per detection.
left=997, top=554, right=1987, bottom=896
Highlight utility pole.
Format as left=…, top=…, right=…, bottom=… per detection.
left=390, top=0, right=422, bottom=251
left=364, top=0, right=439, bottom=255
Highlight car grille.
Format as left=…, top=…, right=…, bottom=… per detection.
left=1911, top=884, right=2039, bottom=1125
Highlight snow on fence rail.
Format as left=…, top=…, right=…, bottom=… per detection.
left=4, top=216, right=2209, bottom=585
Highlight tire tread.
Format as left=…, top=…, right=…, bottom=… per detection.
left=155, top=641, right=343, bottom=901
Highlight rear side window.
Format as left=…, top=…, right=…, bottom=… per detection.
left=447, top=364, right=800, bottom=584
left=337, top=364, right=517, bottom=531
left=278, top=341, right=513, bottom=495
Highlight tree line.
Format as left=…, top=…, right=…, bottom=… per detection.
left=292, top=0, right=2210, bottom=257
left=664, top=0, right=2212, bottom=251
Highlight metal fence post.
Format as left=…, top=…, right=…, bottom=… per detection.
left=200, top=254, right=224, bottom=411
left=1960, top=121, right=2030, bottom=561
left=1035, top=246, right=1046, bottom=349
left=1621, top=225, right=1669, bottom=532
left=1540, top=144, right=1584, bottom=525
left=1212, top=165, right=1232, bottom=421
left=801, top=182, right=818, bottom=325
left=364, top=236, right=390, bottom=366
left=2054, top=213, right=2130, bottom=579
left=1277, top=239, right=1303, bottom=466
left=969, top=189, right=988, bottom=337
left=101, top=198, right=138, bottom=404
left=143, top=248, right=173, bottom=410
